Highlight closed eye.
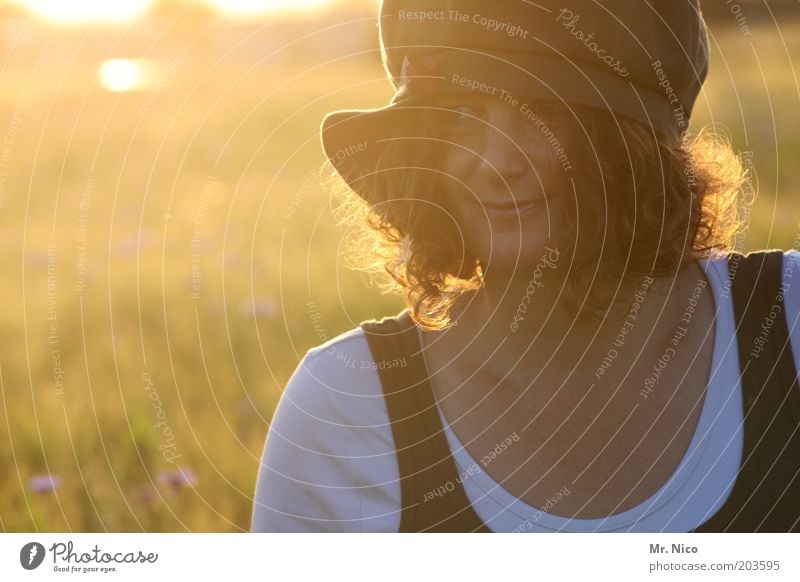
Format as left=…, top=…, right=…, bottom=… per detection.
left=529, top=101, right=564, bottom=118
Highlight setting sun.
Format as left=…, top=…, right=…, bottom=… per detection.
left=97, top=59, right=158, bottom=93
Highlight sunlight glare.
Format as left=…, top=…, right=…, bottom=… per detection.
left=204, top=0, right=333, bottom=19
left=98, top=59, right=156, bottom=93
left=19, top=0, right=155, bottom=24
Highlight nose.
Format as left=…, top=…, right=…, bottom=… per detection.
left=477, top=107, right=530, bottom=186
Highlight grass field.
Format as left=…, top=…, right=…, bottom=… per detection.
left=0, top=13, right=798, bottom=531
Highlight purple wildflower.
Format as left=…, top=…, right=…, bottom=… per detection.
left=29, top=474, right=62, bottom=493
left=133, top=485, right=159, bottom=504
left=157, top=468, right=197, bottom=490
left=239, top=297, right=278, bottom=319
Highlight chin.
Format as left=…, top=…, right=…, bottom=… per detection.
left=474, top=234, right=564, bottom=279
left=466, top=217, right=563, bottom=276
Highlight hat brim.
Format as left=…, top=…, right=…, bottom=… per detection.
left=321, top=45, right=685, bottom=204
left=320, top=100, right=439, bottom=204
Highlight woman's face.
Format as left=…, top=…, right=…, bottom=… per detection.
left=433, top=92, right=573, bottom=276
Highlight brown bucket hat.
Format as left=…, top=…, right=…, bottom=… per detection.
left=320, top=0, right=710, bottom=202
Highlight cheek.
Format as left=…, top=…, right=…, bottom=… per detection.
left=440, top=147, right=473, bottom=191
left=439, top=150, right=477, bottom=219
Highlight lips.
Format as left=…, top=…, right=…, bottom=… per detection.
left=473, top=196, right=556, bottom=218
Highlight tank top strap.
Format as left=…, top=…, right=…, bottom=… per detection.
left=362, top=248, right=800, bottom=532
left=693, top=249, right=800, bottom=532
left=360, top=308, right=491, bottom=532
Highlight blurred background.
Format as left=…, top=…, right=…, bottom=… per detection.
left=0, top=0, right=798, bottom=532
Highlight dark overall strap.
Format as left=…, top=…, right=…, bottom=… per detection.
left=693, top=250, right=800, bottom=532
left=360, top=309, right=491, bottom=532
left=363, top=250, right=800, bottom=532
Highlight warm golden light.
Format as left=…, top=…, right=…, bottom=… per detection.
left=14, top=0, right=340, bottom=25
left=204, top=0, right=333, bottom=19
left=19, top=0, right=156, bottom=24
left=98, top=59, right=157, bottom=93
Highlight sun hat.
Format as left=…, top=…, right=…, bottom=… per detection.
left=320, top=0, right=710, bottom=203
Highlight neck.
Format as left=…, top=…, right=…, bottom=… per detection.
left=452, top=253, right=671, bottom=346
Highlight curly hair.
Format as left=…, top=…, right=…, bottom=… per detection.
left=322, top=104, right=750, bottom=331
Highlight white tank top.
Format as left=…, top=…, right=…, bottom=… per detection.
left=251, top=250, right=800, bottom=532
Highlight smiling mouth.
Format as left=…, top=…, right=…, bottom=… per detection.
left=476, top=197, right=555, bottom=216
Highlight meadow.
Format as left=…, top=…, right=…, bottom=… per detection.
left=0, top=13, right=798, bottom=531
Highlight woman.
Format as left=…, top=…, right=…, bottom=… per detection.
left=252, top=0, right=800, bottom=532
